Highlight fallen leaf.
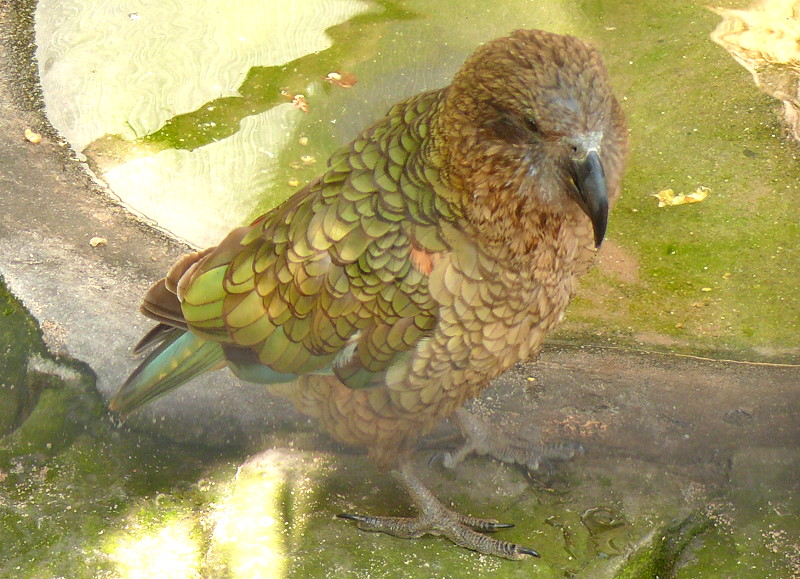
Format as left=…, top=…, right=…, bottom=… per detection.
left=291, top=94, right=309, bottom=113
left=325, top=71, right=358, bottom=88
left=686, top=186, right=710, bottom=202
left=280, top=90, right=309, bottom=112
left=654, top=186, right=709, bottom=207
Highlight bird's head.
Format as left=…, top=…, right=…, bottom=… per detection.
left=438, top=29, right=627, bottom=249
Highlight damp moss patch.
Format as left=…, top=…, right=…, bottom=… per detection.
left=556, top=0, right=799, bottom=362
left=2, top=276, right=797, bottom=579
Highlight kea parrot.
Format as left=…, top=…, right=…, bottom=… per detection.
left=110, top=29, right=628, bottom=559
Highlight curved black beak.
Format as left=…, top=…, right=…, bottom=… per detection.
left=569, top=150, right=608, bottom=248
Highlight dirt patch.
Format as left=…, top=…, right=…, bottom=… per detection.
left=597, top=239, right=640, bottom=284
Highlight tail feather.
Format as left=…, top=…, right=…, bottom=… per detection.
left=111, top=329, right=225, bottom=417
left=131, top=323, right=174, bottom=355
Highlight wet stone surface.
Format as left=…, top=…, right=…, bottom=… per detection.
left=1, top=276, right=797, bottom=577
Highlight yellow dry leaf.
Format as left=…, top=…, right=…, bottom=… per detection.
left=685, top=186, right=710, bottom=203
left=654, top=186, right=709, bottom=207
left=654, top=189, right=677, bottom=207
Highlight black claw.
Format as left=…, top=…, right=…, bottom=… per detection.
left=337, top=513, right=363, bottom=522
left=518, top=546, right=541, bottom=558
left=493, top=522, right=515, bottom=529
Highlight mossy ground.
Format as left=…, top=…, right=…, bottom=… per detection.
left=2, top=274, right=797, bottom=577
left=561, top=0, right=799, bottom=362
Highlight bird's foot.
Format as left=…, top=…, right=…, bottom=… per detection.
left=435, top=408, right=584, bottom=476
left=338, top=460, right=539, bottom=560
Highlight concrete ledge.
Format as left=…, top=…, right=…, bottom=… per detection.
left=0, top=1, right=300, bottom=448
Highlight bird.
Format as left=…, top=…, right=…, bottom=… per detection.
left=110, top=28, right=628, bottom=560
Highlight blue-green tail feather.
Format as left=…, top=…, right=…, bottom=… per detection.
left=111, top=329, right=225, bottom=417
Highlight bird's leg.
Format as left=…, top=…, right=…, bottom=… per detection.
left=438, top=408, right=583, bottom=476
left=338, top=458, right=539, bottom=559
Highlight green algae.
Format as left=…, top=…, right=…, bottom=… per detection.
left=615, top=511, right=714, bottom=578
left=557, top=1, right=800, bottom=362
left=0, top=311, right=796, bottom=578
left=137, top=1, right=418, bottom=155
left=0, top=278, right=44, bottom=437
left=0, top=274, right=228, bottom=577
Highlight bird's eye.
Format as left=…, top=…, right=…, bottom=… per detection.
left=485, top=104, right=538, bottom=144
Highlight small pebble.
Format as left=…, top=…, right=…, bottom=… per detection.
left=24, top=128, right=41, bottom=143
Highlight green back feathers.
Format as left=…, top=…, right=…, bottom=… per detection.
left=170, top=89, right=455, bottom=391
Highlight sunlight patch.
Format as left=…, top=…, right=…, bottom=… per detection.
left=109, top=518, right=201, bottom=578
